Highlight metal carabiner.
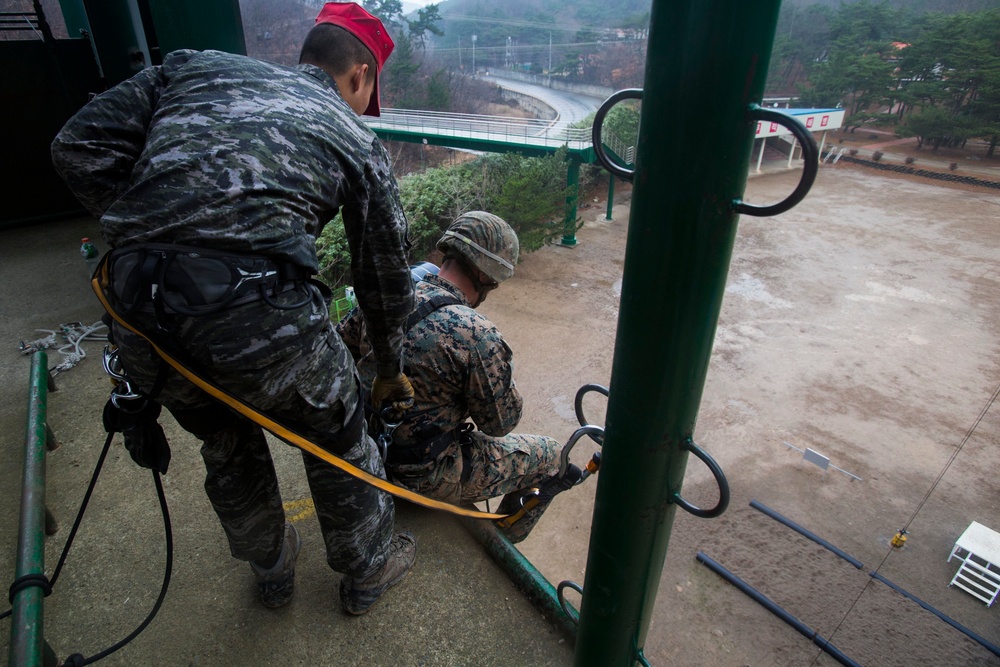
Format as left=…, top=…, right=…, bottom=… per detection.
left=375, top=406, right=403, bottom=461
left=102, top=345, right=128, bottom=381
left=109, top=380, right=144, bottom=409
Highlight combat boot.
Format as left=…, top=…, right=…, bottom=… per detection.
left=339, top=531, right=416, bottom=615
left=250, top=522, right=302, bottom=609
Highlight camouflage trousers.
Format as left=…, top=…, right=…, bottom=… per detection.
left=389, top=430, right=560, bottom=505
left=110, top=282, right=394, bottom=579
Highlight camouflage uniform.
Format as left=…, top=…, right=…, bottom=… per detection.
left=337, top=274, right=560, bottom=505
left=51, top=49, right=413, bottom=579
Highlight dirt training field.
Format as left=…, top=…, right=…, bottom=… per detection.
left=490, top=164, right=1000, bottom=666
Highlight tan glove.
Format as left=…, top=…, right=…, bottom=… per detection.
left=371, top=372, right=415, bottom=416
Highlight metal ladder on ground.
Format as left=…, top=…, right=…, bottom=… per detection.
left=949, top=554, right=1000, bottom=607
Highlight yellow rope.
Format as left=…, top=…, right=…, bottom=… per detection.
left=92, top=269, right=506, bottom=521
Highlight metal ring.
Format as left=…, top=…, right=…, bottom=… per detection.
left=559, top=425, right=605, bottom=478
left=670, top=439, right=730, bottom=518
left=557, top=580, right=583, bottom=625
left=591, top=89, right=643, bottom=182
left=574, top=383, right=609, bottom=441
left=734, top=105, right=819, bottom=217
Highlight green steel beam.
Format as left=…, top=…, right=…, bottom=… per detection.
left=561, top=157, right=581, bottom=246
left=145, top=0, right=246, bottom=57
left=80, top=0, right=143, bottom=86
left=606, top=176, right=615, bottom=221
left=372, top=128, right=596, bottom=162
left=574, top=0, right=783, bottom=664
left=460, top=518, right=579, bottom=641
left=9, top=352, right=52, bottom=667
left=56, top=0, right=91, bottom=38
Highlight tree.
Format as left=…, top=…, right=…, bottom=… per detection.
left=895, top=107, right=949, bottom=148
left=425, top=69, right=451, bottom=110
left=409, top=5, right=444, bottom=49
left=895, top=9, right=1000, bottom=153
left=360, top=0, right=443, bottom=110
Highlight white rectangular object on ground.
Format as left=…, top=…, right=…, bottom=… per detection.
left=803, top=448, right=830, bottom=471
left=949, top=521, right=1000, bottom=564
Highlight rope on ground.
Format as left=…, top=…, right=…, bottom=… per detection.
left=19, top=321, right=108, bottom=376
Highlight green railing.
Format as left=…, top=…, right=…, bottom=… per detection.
left=9, top=351, right=58, bottom=667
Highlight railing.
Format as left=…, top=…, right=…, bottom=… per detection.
left=367, top=108, right=593, bottom=151
left=9, top=351, right=58, bottom=667
left=0, top=11, right=41, bottom=37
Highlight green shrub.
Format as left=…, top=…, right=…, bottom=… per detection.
left=317, top=149, right=579, bottom=288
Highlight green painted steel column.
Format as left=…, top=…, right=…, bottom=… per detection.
left=145, top=0, right=246, bottom=57
left=81, top=0, right=145, bottom=86
left=574, top=1, right=783, bottom=665
left=56, top=0, right=91, bottom=38
left=9, top=352, right=50, bottom=667
left=561, top=156, right=581, bottom=246
left=605, top=176, right=615, bottom=221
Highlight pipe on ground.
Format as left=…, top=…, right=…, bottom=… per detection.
left=750, top=500, right=863, bottom=569
left=696, top=551, right=861, bottom=667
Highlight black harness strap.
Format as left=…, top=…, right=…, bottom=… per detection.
left=403, top=293, right=463, bottom=332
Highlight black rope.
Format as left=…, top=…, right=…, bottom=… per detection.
left=2, top=433, right=174, bottom=665
left=52, top=431, right=115, bottom=587
left=70, top=469, right=173, bottom=665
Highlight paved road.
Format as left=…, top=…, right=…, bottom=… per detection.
left=481, top=73, right=606, bottom=133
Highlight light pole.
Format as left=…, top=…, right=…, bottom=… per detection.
left=471, top=34, right=477, bottom=76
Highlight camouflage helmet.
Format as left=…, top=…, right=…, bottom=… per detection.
left=436, top=211, right=519, bottom=284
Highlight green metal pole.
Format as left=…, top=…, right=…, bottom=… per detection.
left=56, top=0, right=91, bottom=38
left=574, top=1, right=783, bottom=665
left=561, top=156, right=580, bottom=246
left=9, top=352, right=51, bottom=667
left=605, top=176, right=615, bottom=221
left=145, top=0, right=247, bottom=57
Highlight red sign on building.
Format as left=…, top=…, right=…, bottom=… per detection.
left=821, top=115, right=830, bottom=127
left=770, top=122, right=779, bottom=133
left=806, top=117, right=815, bottom=128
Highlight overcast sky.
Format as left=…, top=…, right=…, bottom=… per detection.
left=401, top=0, right=440, bottom=10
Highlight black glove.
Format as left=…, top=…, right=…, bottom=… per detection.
left=371, top=372, right=415, bottom=415
left=536, top=463, right=584, bottom=503
left=103, top=395, right=171, bottom=474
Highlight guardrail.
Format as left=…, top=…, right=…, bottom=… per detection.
left=367, top=108, right=593, bottom=151
left=9, top=351, right=58, bottom=667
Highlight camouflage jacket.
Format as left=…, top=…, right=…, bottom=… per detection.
left=337, top=274, right=523, bottom=444
left=51, top=49, right=413, bottom=373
